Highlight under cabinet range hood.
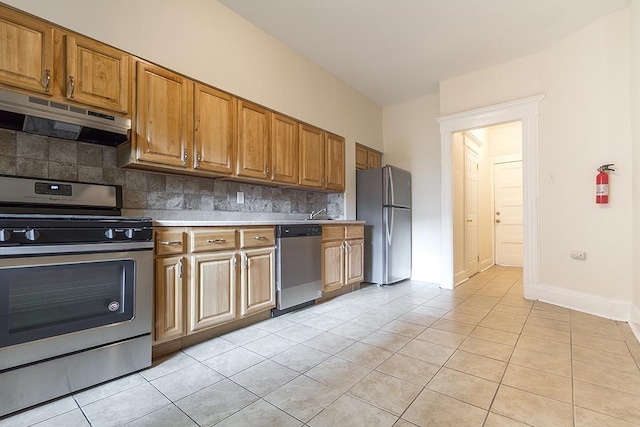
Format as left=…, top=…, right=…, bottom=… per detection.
left=0, top=88, right=131, bottom=146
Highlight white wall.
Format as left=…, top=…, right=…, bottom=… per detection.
left=4, top=0, right=383, bottom=219
left=382, top=93, right=441, bottom=284
left=490, top=122, right=522, bottom=159
left=440, top=9, right=633, bottom=310
left=630, top=0, right=640, bottom=330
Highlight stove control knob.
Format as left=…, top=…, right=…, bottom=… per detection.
left=105, top=229, right=115, bottom=239
left=124, top=229, right=135, bottom=239
left=0, top=229, right=10, bottom=242
left=25, top=229, right=40, bottom=241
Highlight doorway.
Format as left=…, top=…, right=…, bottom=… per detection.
left=436, top=94, right=544, bottom=299
left=452, top=123, right=523, bottom=285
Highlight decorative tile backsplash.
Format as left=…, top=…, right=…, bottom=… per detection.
left=0, top=129, right=344, bottom=220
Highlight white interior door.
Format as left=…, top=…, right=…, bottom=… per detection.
left=494, top=161, right=523, bottom=266
left=465, top=146, right=479, bottom=275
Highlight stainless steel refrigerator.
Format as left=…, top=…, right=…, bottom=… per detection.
left=356, top=165, right=412, bottom=284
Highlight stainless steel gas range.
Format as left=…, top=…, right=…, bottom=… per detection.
left=0, top=175, right=153, bottom=417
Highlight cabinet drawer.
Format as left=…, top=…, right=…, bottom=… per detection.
left=322, top=226, right=345, bottom=242
left=345, top=225, right=364, bottom=240
left=240, top=228, right=275, bottom=248
left=190, top=229, right=237, bottom=252
left=155, top=229, right=186, bottom=255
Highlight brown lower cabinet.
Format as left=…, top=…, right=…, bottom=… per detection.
left=153, top=226, right=275, bottom=348
left=322, top=225, right=365, bottom=293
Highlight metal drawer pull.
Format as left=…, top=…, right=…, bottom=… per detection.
left=160, top=241, right=182, bottom=246
left=253, top=236, right=268, bottom=240
left=207, top=238, right=226, bottom=243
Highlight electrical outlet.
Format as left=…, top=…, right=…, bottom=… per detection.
left=570, top=251, right=586, bottom=260
left=236, top=191, right=244, bottom=204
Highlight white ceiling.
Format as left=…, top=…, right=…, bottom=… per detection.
left=219, top=0, right=629, bottom=106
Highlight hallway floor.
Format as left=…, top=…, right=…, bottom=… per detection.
left=3, top=266, right=640, bottom=426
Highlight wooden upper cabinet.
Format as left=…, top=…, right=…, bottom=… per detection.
left=368, top=150, right=381, bottom=169
left=325, top=132, right=345, bottom=191
left=135, top=61, right=191, bottom=168
left=64, top=34, right=129, bottom=113
left=271, top=113, right=298, bottom=184
left=194, top=84, right=234, bottom=175
left=356, top=143, right=382, bottom=170
left=299, top=124, right=324, bottom=188
left=236, top=100, right=270, bottom=180
left=0, top=7, right=53, bottom=95
left=355, top=144, right=368, bottom=170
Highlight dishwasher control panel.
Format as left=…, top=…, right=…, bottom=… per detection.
left=276, top=225, right=322, bottom=238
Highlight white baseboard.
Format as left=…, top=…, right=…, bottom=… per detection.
left=480, top=261, right=494, bottom=272
left=537, top=283, right=630, bottom=321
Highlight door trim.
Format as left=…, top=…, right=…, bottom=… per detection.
left=436, top=94, right=544, bottom=300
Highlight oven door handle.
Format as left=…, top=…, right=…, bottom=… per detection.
left=0, top=241, right=154, bottom=256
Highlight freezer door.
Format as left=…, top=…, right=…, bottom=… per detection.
left=383, top=166, right=411, bottom=208
left=383, top=206, right=412, bottom=284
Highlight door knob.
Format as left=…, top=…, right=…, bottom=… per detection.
left=495, top=219, right=501, bottom=223
left=496, top=212, right=501, bottom=215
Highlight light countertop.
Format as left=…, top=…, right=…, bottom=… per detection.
left=153, top=219, right=365, bottom=227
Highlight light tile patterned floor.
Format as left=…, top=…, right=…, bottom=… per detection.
left=3, top=266, right=640, bottom=426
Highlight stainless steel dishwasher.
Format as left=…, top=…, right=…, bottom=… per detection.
left=274, top=224, right=323, bottom=314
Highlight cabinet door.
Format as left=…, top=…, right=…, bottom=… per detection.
left=322, top=241, right=344, bottom=292
left=65, top=35, right=129, bottom=113
left=154, top=256, right=185, bottom=343
left=0, top=8, right=53, bottom=94
left=189, top=252, right=237, bottom=332
left=368, top=150, right=381, bottom=169
left=240, top=247, right=275, bottom=316
left=355, top=145, right=368, bottom=170
left=299, top=124, right=324, bottom=188
left=271, top=113, right=298, bottom=184
left=345, top=239, right=364, bottom=285
left=193, top=83, right=234, bottom=175
left=135, top=61, right=191, bottom=167
left=236, top=100, right=270, bottom=179
left=325, top=133, right=345, bottom=191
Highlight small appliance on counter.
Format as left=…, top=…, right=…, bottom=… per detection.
left=356, top=165, right=412, bottom=285
left=0, top=175, right=153, bottom=417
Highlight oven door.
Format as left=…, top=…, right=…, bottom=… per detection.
left=0, top=243, right=152, bottom=371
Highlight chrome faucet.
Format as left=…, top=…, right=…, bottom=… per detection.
left=309, top=208, right=327, bottom=220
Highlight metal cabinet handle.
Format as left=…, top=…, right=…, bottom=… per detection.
left=207, top=238, right=226, bottom=244
left=346, top=241, right=351, bottom=253
left=68, top=76, right=75, bottom=98
left=243, top=253, right=248, bottom=268
left=195, top=152, right=202, bottom=168
left=232, top=255, right=237, bottom=269
left=264, top=165, right=269, bottom=177
left=44, top=69, right=51, bottom=92
left=177, top=259, right=183, bottom=279
left=253, top=236, right=267, bottom=241
left=340, top=242, right=344, bottom=254
left=160, top=241, right=182, bottom=246
left=272, top=166, right=277, bottom=179
left=182, top=149, right=188, bottom=165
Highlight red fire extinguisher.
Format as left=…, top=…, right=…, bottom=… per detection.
left=596, top=164, right=615, bottom=204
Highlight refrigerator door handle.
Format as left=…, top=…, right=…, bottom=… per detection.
left=386, top=208, right=394, bottom=246
left=389, top=167, right=395, bottom=206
